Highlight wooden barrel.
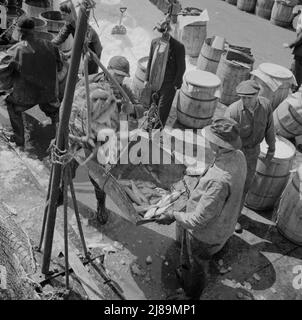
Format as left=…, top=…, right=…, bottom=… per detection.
left=237, top=0, right=257, bottom=12
left=39, top=10, right=64, bottom=33
left=31, top=16, right=47, bottom=31
left=216, top=50, right=254, bottom=106
left=273, top=93, right=302, bottom=138
left=276, top=171, right=302, bottom=245
left=245, top=136, right=296, bottom=211
left=180, top=21, right=207, bottom=57
left=226, top=0, right=237, bottom=5
left=12, top=16, right=47, bottom=40
left=22, top=0, right=50, bottom=18
left=197, top=37, right=224, bottom=74
left=177, top=70, right=221, bottom=129
left=270, top=0, right=294, bottom=27
left=255, top=0, right=274, bottom=19
left=251, top=63, right=294, bottom=110
left=131, top=56, right=148, bottom=100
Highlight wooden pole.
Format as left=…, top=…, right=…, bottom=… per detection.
left=41, top=0, right=90, bottom=274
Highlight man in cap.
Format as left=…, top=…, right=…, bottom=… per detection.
left=144, top=19, right=186, bottom=128
left=5, top=16, right=63, bottom=150
left=65, top=56, right=144, bottom=224
left=156, top=118, right=247, bottom=300
left=81, top=55, right=144, bottom=120
left=225, top=79, right=276, bottom=232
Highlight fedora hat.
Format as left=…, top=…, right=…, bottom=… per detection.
left=203, top=117, right=242, bottom=150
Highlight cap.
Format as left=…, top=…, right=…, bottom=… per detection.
left=203, top=117, right=242, bottom=150
left=236, top=79, right=260, bottom=96
left=107, top=56, right=130, bottom=77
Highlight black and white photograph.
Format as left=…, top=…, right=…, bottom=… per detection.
left=0, top=0, right=301, bottom=306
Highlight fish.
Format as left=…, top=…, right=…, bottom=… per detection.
left=124, top=186, right=143, bottom=206
left=131, top=180, right=149, bottom=204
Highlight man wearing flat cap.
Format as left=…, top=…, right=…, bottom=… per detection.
left=5, top=16, right=63, bottom=150
left=156, top=118, right=247, bottom=300
left=225, top=79, right=276, bottom=232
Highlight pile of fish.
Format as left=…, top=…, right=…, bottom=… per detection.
left=118, top=179, right=185, bottom=222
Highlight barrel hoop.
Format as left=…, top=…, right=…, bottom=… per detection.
left=181, top=89, right=218, bottom=102
left=256, top=171, right=290, bottom=179
left=247, top=192, right=278, bottom=199
left=176, top=107, right=213, bottom=120
left=288, top=106, right=302, bottom=126
left=271, top=18, right=291, bottom=24
left=276, top=112, right=296, bottom=136
left=200, top=53, right=219, bottom=63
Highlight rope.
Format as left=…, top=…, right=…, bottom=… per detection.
left=50, top=143, right=75, bottom=167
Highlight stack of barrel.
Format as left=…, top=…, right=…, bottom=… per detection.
left=21, top=0, right=73, bottom=51
left=223, top=0, right=297, bottom=29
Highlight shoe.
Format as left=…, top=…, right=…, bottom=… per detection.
left=235, top=222, right=243, bottom=234
left=96, top=201, right=109, bottom=225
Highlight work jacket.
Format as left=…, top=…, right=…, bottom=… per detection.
left=145, top=35, right=186, bottom=89
left=7, top=36, right=62, bottom=105
left=174, top=150, right=247, bottom=247
left=52, top=22, right=103, bottom=57
left=225, top=96, right=276, bottom=153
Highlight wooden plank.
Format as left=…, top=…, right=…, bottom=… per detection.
left=53, top=229, right=105, bottom=300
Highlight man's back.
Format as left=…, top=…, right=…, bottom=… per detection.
left=186, top=150, right=247, bottom=246
left=9, top=38, right=59, bottom=105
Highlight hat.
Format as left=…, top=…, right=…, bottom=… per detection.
left=203, top=117, right=242, bottom=150
left=17, top=16, right=35, bottom=31
left=107, top=56, right=130, bottom=77
left=236, top=80, right=260, bottom=96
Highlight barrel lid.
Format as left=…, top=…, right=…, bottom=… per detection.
left=185, top=70, right=221, bottom=88
left=260, top=136, right=296, bottom=160
left=259, top=63, right=293, bottom=79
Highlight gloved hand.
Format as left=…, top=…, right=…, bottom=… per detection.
left=155, top=211, right=175, bottom=225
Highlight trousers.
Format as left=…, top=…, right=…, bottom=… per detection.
left=6, top=100, right=59, bottom=146
left=180, top=229, right=222, bottom=299
left=155, top=83, right=176, bottom=128
left=240, top=147, right=259, bottom=212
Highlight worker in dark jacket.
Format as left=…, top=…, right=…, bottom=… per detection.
left=145, top=20, right=186, bottom=128
left=5, top=16, right=62, bottom=149
left=225, top=80, right=276, bottom=232
left=284, top=28, right=302, bottom=91
left=52, top=2, right=102, bottom=75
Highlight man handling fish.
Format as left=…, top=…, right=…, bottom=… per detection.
left=156, top=118, right=247, bottom=300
